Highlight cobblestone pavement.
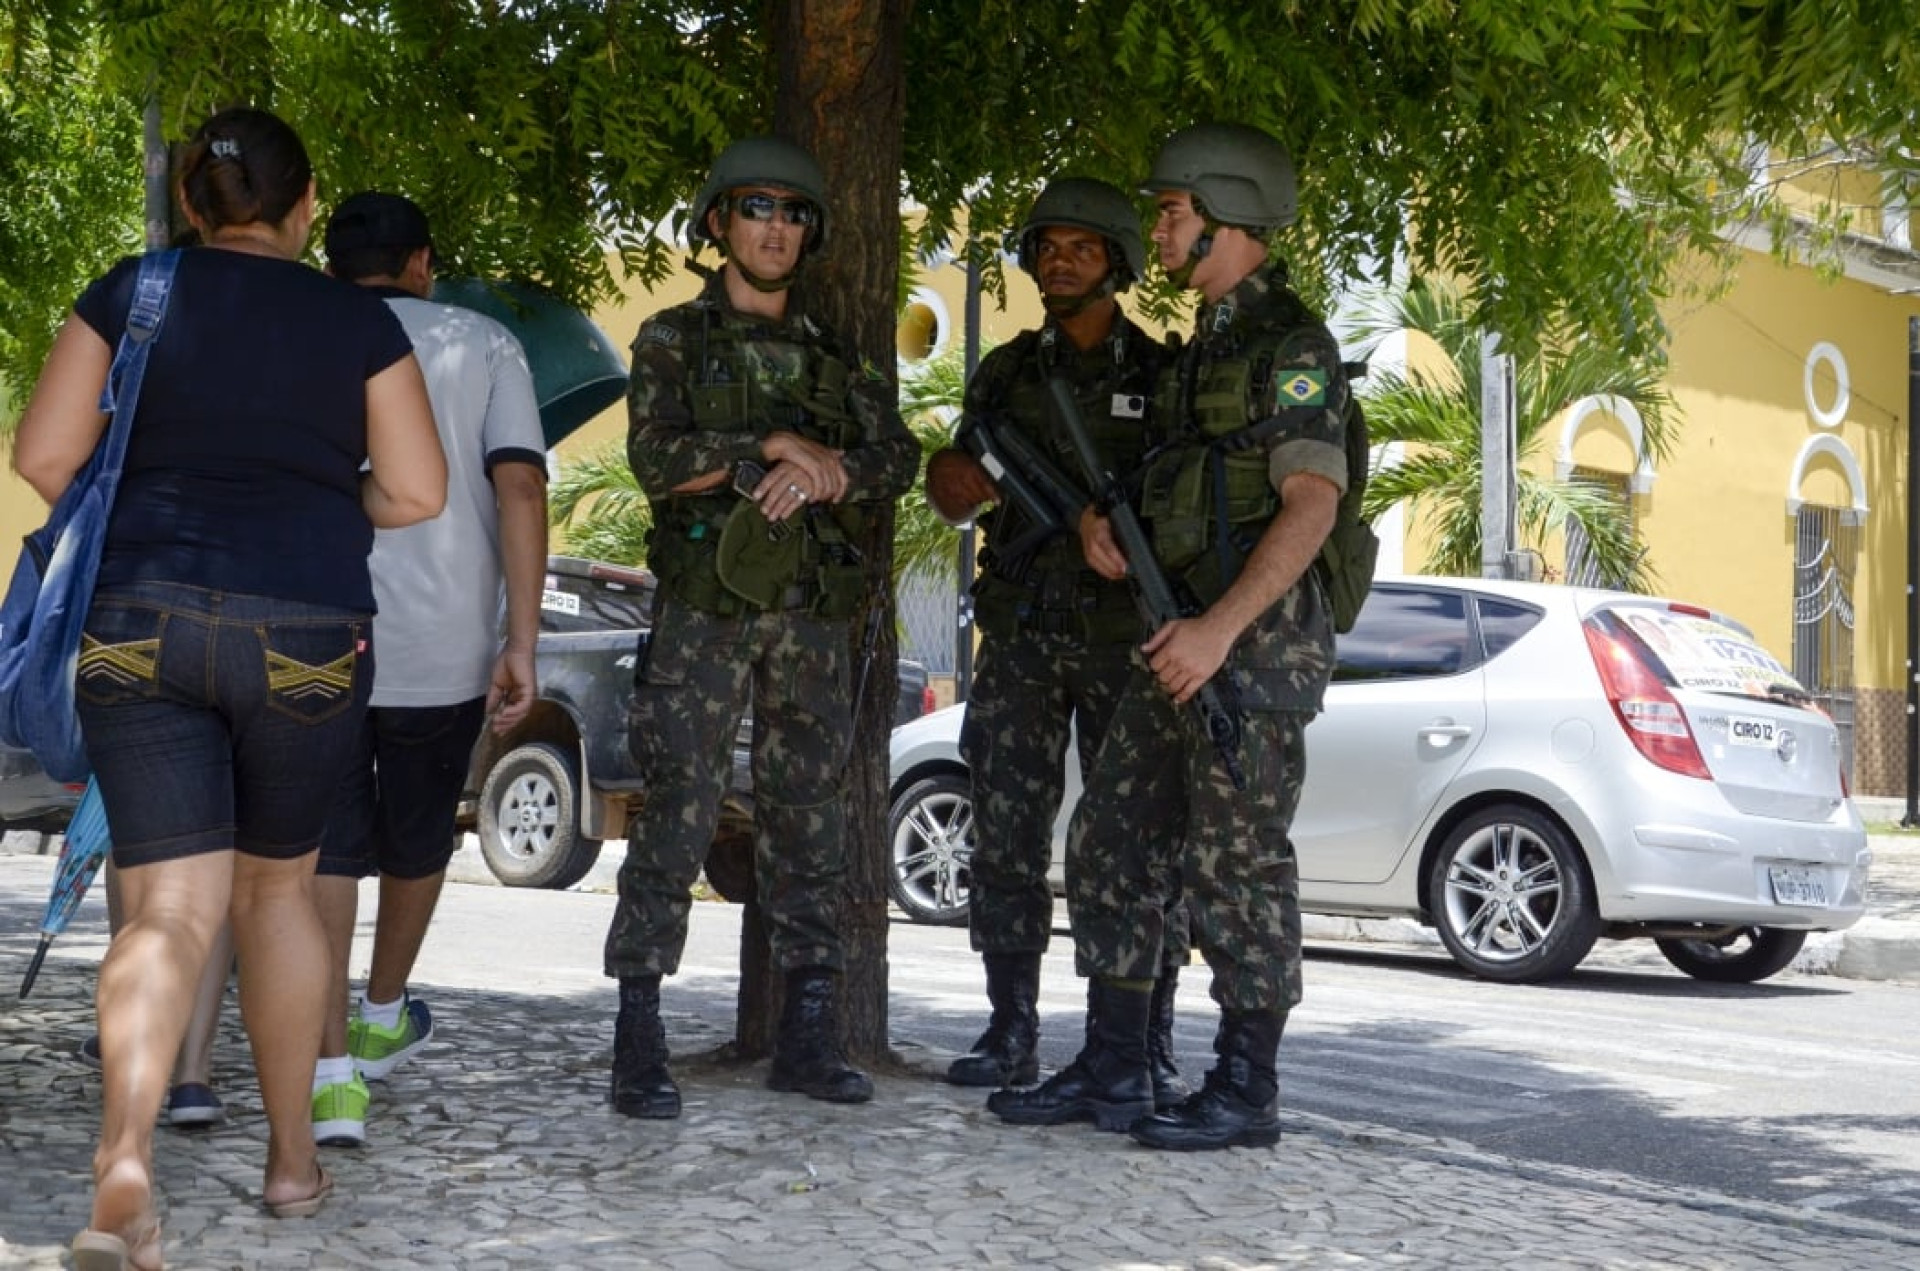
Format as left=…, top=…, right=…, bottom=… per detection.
left=4, top=853, right=1920, bottom=1270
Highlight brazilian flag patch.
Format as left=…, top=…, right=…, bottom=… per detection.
left=1275, top=368, right=1328, bottom=408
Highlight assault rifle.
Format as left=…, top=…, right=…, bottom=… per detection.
left=954, top=412, right=1092, bottom=566
left=1047, top=376, right=1247, bottom=791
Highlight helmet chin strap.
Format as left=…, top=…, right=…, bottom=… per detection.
left=1040, top=271, right=1119, bottom=317
left=1165, top=215, right=1225, bottom=288
left=715, top=214, right=801, bottom=292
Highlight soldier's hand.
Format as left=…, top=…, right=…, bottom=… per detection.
left=925, top=448, right=997, bottom=521
left=1141, top=614, right=1234, bottom=706
left=1078, top=506, right=1129, bottom=580
left=761, top=431, right=850, bottom=504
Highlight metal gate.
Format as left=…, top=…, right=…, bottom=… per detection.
left=1792, top=506, right=1858, bottom=777
left=1563, top=467, right=1634, bottom=590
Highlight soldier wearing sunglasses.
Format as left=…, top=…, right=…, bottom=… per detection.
left=605, top=136, right=918, bottom=1119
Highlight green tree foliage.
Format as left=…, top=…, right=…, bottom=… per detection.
left=1351, top=279, right=1676, bottom=590
left=5, top=1, right=1918, bottom=410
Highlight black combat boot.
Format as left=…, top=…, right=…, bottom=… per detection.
left=946, top=952, right=1041, bottom=1087
left=1147, top=967, right=1192, bottom=1111
left=1083, top=973, right=1190, bottom=1111
left=987, top=978, right=1154, bottom=1132
left=610, top=975, right=681, bottom=1119
left=767, top=968, right=874, bottom=1104
left=1129, top=1009, right=1286, bottom=1151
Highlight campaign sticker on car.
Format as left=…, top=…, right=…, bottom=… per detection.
left=1768, top=865, right=1827, bottom=907
left=1727, top=715, right=1778, bottom=748
left=542, top=588, right=581, bottom=616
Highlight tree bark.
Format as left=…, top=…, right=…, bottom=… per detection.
left=726, top=0, right=908, bottom=1066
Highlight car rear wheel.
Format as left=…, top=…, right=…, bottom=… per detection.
left=887, top=773, right=973, bottom=926
left=1654, top=927, right=1807, bottom=983
left=1428, top=805, right=1601, bottom=983
left=477, top=741, right=603, bottom=890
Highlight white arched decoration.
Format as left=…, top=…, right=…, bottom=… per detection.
left=1803, top=341, right=1850, bottom=429
left=895, top=284, right=953, bottom=365
left=1552, top=395, right=1657, bottom=494
left=1785, top=434, right=1869, bottom=526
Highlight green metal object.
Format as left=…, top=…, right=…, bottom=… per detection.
left=431, top=277, right=629, bottom=447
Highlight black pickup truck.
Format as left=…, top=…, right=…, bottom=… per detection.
left=460, top=555, right=932, bottom=890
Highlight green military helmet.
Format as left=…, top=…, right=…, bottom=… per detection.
left=1142, top=123, right=1297, bottom=233
left=689, top=135, right=830, bottom=254
left=1014, top=177, right=1147, bottom=292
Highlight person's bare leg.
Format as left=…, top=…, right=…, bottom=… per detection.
left=364, top=870, right=446, bottom=1005
left=171, top=923, right=233, bottom=1086
left=229, top=850, right=330, bottom=1209
left=90, top=850, right=232, bottom=1264
left=314, top=873, right=362, bottom=1060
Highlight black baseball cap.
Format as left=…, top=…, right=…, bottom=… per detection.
left=324, top=191, right=434, bottom=256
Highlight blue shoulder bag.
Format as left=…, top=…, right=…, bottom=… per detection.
left=0, top=249, right=179, bottom=781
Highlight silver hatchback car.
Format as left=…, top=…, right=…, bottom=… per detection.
left=886, top=576, right=1871, bottom=984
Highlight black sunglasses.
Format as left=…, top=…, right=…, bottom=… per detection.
left=731, top=193, right=819, bottom=227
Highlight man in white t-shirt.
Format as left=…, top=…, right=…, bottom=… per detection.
left=311, top=192, right=549, bottom=1145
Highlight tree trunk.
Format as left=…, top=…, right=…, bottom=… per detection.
left=728, top=0, right=908, bottom=1066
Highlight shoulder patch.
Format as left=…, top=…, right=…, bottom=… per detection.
left=1275, top=367, right=1328, bottom=408
left=639, top=321, right=681, bottom=347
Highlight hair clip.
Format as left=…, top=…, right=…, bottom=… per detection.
left=210, top=138, right=242, bottom=159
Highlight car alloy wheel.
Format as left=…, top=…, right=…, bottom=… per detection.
left=886, top=773, right=974, bottom=925
left=1427, top=804, right=1602, bottom=983
left=1654, top=926, right=1807, bottom=983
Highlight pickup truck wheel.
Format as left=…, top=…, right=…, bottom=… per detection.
left=477, top=742, right=602, bottom=890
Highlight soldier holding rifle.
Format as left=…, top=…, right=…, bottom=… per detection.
left=990, top=125, right=1352, bottom=1151
left=924, top=178, right=1190, bottom=1108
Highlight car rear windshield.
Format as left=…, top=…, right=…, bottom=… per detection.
left=1604, top=605, right=1811, bottom=704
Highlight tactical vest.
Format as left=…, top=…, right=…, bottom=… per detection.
left=647, top=299, right=870, bottom=620
left=972, top=321, right=1163, bottom=645
left=1138, top=308, right=1286, bottom=608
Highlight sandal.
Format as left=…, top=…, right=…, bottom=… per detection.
left=264, top=1165, right=333, bottom=1219
left=71, top=1216, right=162, bottom=1271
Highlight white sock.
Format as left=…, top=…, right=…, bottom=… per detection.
left=313, top=1055, right=355, bottom=1092
left=359, top=990, right=405, bottom=1029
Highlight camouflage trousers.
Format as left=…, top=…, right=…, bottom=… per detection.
left=961, top=631, right=1189, bottom=967
left=1065, top=666, right=1308, bottom=1014
left=604, top=598, right=852, bottom=979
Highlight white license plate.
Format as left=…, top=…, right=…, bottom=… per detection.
left=1768, top=865, right=1828, bottom=907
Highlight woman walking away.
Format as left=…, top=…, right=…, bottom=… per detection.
left=10, top=105, right=445, bottom=1270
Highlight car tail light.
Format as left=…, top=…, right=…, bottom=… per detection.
left=1582, top=617, right=1712, bottom=780
left=921, top=685, right=937, bottom=717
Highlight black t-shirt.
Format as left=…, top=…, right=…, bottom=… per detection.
left=74, top=248, right=414, bottom=611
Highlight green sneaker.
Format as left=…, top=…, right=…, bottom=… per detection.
left=349, top=994, right=434, bottom=1081
left=312, top=1073, right=369, bottom=1147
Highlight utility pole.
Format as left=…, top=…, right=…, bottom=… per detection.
left=1480, top=332, right=1517, bottom=579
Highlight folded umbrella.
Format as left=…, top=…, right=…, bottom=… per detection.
left=18, top=775, right=110, bottom=998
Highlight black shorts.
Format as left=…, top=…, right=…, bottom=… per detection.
left=317, top=697, right=487, bottom=880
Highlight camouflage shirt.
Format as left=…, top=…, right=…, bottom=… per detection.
left=1157, top=263, right=1350, bottom=712
left=626, top=274, right=918, bottom=504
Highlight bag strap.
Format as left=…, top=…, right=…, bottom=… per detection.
left=94, top=248, right=181, bottom=478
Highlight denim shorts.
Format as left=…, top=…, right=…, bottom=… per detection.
left=75, top=581, right=374, bottom=869
left=316, top=697, right=487, bottom=881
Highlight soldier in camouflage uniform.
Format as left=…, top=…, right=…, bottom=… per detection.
left=604, top=136, right=919, bottom=1118
left=991, top=123, right=1349, bottom=1151
left=924, top=178, right=1191, bottom=1106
